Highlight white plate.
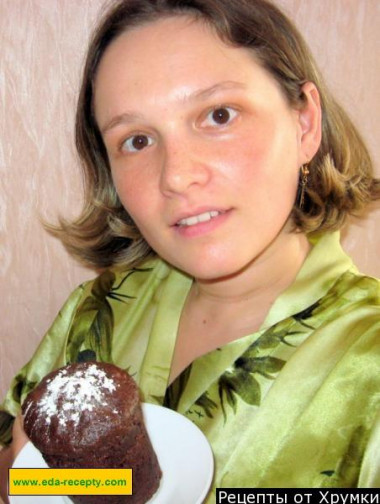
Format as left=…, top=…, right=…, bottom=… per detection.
left=10, top=403, right=214, bottom=504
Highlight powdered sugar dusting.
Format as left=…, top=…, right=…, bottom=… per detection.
left=37, top=364, right=118, bottom=427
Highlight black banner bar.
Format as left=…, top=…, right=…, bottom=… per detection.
left=216, top=489, right=379, bottom=504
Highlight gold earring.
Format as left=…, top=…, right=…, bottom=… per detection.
left=298, top=164, right=309, bottom=209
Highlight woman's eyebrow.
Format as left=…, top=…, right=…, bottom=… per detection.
left=101, top=112, right=144, bottom=136
left=101, top=81, right=246, bottom=135
left=187, top=80, right=246, bottom=102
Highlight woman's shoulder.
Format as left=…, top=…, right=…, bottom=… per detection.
left=305, top=268, right=380, bottom=353
left=303, top=232, right=380, bottom=316
left=326, top=267, right=380, bottom=315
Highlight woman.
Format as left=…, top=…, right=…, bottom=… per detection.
left=1, top=0, right=379, bottom=499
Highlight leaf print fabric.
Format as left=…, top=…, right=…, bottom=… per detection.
left=66, top=268, right=151, bottom=363
left=166, top=301, right=319, bottom=420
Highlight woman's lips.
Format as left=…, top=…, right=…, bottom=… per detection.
left=176, top=210, right=222, bottom=227
left=173, top=209, right=231, bottom=237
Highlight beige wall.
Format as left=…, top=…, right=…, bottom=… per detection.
left=0, top=0, right=379, bottom=409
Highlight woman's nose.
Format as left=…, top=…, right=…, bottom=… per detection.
left=159, top=142, right=212, bottom=195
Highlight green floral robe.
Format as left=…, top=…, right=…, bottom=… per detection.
left=1, top=233, right=379, bottom=497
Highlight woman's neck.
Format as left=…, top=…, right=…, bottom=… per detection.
left=190, top=228, right=311, bottom=333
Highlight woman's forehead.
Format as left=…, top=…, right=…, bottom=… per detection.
left=96, top=15, right=239, bottom=75
left=93, top=15, right=279, bottom=123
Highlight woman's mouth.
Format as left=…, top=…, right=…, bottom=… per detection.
left=176, top=210, right=222, bottom=227
left=172, top=209, right=230, bottom=238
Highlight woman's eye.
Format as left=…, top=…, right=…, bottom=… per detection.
left=121, top=134, right=154, bottom=153
left=204, top=106, right=238, bottom=127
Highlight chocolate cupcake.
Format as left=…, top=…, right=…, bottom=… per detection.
left=22, top=362, right=162, bottom=504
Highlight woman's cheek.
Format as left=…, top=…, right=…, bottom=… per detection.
left=114, top=170, right=154, bottom=219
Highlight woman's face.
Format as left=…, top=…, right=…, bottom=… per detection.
left=94, top=16, right=316, bottom=281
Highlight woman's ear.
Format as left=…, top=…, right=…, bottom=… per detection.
left=297, top=81, right=322, bottom=164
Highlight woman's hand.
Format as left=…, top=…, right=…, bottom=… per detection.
left=0, top=415, right=29, bottom=504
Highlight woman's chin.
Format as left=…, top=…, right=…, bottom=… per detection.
left=172, top=256, right=251, bottom=284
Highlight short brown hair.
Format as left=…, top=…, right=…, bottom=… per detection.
left=50, top=0, right=380, bottom=269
